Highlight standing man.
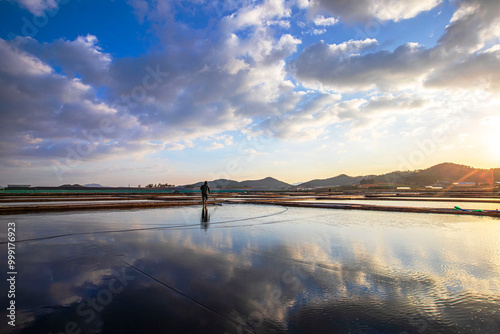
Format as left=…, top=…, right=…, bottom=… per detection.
left=200, top=181, right=210, bottom=207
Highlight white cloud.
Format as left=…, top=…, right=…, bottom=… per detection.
left=207, top=142, right=224, bottom=150
left=327, top=38, right=379, bottom=54
left=309, top=0, right=442, bottom=22
left=166, top=142, right=186, bottom=151
left=0, top=38, right=52, bottom=76
left=0, top=37, right=145, bottom=163
left=213, top=134, right=234, bottom=146
left=290, top=39, right=437, bottom=93
left=450, top=1, right=480, bottom=23
left=0, top=0, right=302, bottom=164
left=311, top=28, right=326, bottom=35
left=127, top=0, right=150, bottom=24
left=363, top=93, right=428, bottom=114
left=313, top=15, right=338, bottom=26
left=4, top=0, right=500, bottom=180
left=22, top=34, right=112, bottom=86
left=296, top=0, right=310, bottom=9
left=425, top=51, right=500, bottom=91
left=224, top=56, right=250, bottom=75
left=11, top=0, right=58, bottom=16
left=438, top=0, right=500, bottom=53
left=251, top=92, right=344, bottom=141
left=291, top=0, right=500, bottom=96
left=485, top=44, right=500, bottom=53
left=222, top=0, right=291, bottom=31
left=242, top=148, right=267, bottom=155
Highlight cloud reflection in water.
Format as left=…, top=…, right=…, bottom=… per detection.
left=1, top=204, right=499, bottom=333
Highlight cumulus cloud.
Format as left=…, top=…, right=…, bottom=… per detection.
left=4, top=0, right=500, bottom=182
left=21, top=35, right=112, bottom=86
left=311, top=28, right=326, bottom=35
left=438, top=0, right=500, bottom=53
left=425, top=50, right=500, bottom=91
left=427, top=0, right=500, bottom=93
left=10, top=0, right=59, bottom=16
left=291, top=0, right=500, bottom=94
left=1, top=0, right=311, bottom=169
left=313, top=15, right=338, bottom=26
left=166, top=142, right=186, bottom=151
left=0, top=38, right=141, bottom=163
left=251, top=92, right=343, bottom=141
left=290, top=39, right=439, bottom=92
left=308, top=0, right=442, bottom=22
left=363, top=93, right=427, bottom=114
left=222, top=0, right=291, bottom=31
left=127, top=0, right=151, bottom=24
left=0, top=38, right=51, bottom=76
left=207, top=142, right=224, bottom=150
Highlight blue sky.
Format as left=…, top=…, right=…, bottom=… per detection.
left=0, top=0, right=499, bottom=186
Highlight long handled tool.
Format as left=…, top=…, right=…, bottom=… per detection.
left=211, top=193, right=222, bottom=206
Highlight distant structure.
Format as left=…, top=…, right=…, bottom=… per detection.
left=455, top=182, right=476, bottom=187
left=146, top=183, right=175, bottom=188
left=7, top=185, right=31, bottom=190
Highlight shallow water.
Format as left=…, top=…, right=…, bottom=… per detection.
left=1, top=204, right=499, bottom=333
left=386, top=197, right=500, bottom=202
left=0, top=199, right=165, bottom=206
left=303, top=199, right=500, bottom=211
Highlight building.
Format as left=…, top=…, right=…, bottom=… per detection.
left=7, top=185, right=31, bottom=190
left=455, top=182, right=476, bottom=187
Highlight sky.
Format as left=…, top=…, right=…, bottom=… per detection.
left=0, top=0, right=499, bottom=187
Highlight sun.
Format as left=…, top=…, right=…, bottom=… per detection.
left=480, top=117, right=500, bottom=164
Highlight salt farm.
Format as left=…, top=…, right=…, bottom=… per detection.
left=1, top=192, right=499, bottom=333
left=2, top=0, right=500, bottom=332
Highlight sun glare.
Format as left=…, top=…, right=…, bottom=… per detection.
left=481, top=117, right=500, bottom=163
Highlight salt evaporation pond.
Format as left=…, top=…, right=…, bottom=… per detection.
left=0, top=199, right=164, bottom=206
left=1, top=204, right=499, bottom=333
left=302, top=199, right=500, bottom=211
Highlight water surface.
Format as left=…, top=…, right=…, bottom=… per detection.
left=0, top=199, right=165, bottom=206
left=303, top=199, right=500, bottom=211
left=1, top=204, right=499, bottom=333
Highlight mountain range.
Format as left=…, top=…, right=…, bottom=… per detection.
left=188, top=177, right=291, bottom=189
left=188, top=163, right=500, bottom=189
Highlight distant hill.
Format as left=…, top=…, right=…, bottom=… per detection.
left=297, top=174, right=366, bottom=188
left=373, top=170, right=419, bottom=184
left=186, top=163, right=498, bottom=190
left=494, top=168, right=500, bottom=182
left=403, top=162, right=495, bottom=185
left=58, top=183, right=109, bottom=189
left=190, top=179, right=241, bottom=188
left=58, top=184, right=84, bottom=188
left=188, top=177, right=291, bottom=189
left=240, top=177, right=291, bottom=189
left=296, top=162, right=498, bottom=188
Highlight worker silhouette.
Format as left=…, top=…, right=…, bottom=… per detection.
left=200, top=181, right=211, bottom=208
